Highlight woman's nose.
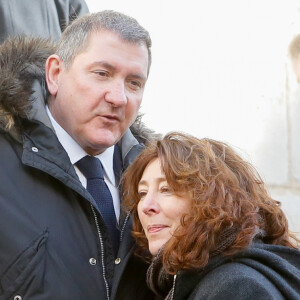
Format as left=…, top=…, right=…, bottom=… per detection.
left=141, top=192, right=159, bottom=215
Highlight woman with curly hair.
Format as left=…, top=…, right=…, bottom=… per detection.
left=122, top=132, right=300, bottom=300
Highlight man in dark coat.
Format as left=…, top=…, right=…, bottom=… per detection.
left=0, top=10, right=155, bottom=300
left=0, top=0, right=89, bottom=42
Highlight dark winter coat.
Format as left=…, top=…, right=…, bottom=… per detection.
left=0, top=0, right=89, bottom=43
left=171, top=241, right=300, bottom=299
left=0, top=37, right=155, bottom=300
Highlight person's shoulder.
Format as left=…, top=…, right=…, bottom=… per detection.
left=188, top=262, right=283, bottom=300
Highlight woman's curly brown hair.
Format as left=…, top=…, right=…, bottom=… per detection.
left=122, top=132, right=299, bottom=274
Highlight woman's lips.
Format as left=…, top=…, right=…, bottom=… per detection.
left=147, top=224, right=168, bottom=233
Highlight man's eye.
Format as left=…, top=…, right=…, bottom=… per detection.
left=95, top=71, right=109, bottom=77
left=128, top=80, right=142, bottom=90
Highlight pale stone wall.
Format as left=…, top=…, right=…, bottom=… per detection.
left=270, top=68, right=300, bottom=237
left=85, top=0, right=300, bottom=236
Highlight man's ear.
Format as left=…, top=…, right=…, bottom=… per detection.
left=45, top=54, right=63, bottom=97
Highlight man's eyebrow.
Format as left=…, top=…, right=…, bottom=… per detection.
left=90, top=61, right=116, bottom=71
left=130, top=73, right=147, bottom=82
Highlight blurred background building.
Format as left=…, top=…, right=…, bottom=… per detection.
left=85, top=0, right=300, bottom=236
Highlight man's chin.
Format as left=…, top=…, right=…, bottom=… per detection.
left=85, top=136, right=120, bottom=155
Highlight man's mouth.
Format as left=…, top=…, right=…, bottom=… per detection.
left=101, top=114, right=120, bottom=121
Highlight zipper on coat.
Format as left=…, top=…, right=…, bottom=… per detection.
left=119, top=212, right=130, bottom=243
left=170, top=274, right=177, bottom=300
left=91, top=205, right=110, bottom=300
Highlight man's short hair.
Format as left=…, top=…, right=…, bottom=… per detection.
left=56, top=10, right=152, bottom=73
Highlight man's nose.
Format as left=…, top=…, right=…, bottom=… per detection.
left=142, top=192, right=159, bottom=215
left=104, top=80, right=127, bottom=107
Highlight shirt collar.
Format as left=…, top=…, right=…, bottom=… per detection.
left=46, top=106, right=116, bottom=186
left=95, top=147, right=115, bottom=185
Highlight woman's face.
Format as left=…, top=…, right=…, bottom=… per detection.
left=137, top=158, right=192, bottom=255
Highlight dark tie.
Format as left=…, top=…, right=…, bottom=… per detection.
left=76, top=155, right=120, bottom=254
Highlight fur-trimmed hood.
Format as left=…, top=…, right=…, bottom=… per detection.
left=0, top=36, right=157, bottom=144
left=0, top=36, right=55, bottom=134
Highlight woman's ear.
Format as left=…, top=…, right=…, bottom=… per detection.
left=45, top=54, right=62, bottom=97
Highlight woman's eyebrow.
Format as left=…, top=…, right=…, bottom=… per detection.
left=138, top=177, right=167, bottom=187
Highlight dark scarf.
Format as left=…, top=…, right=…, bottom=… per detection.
left=146, top=249, right=174, bottom=300
left=146, top=227, right=238, bottom=300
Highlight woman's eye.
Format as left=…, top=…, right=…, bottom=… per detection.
left=160, top=186, right=170, bottom=193
left=138, top=190, right=147, bottom=199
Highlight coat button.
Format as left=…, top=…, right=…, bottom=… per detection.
left=89, top=258, right=97, bottom=265
left=115, top=258, right=121, bottom=264
left=31, top=146, right=38, bottom=152
left=14, top=296, right=22, bottom=300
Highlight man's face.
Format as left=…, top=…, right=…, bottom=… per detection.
left=48, top=30, right=149, bottom=155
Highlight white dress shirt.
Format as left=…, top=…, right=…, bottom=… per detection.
left=46, top=106, right=120, bottom=221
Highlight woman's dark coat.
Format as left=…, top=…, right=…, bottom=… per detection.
left=0, top=37, right=155, bottom=300
left=172, top=242, right=300, bottom=299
